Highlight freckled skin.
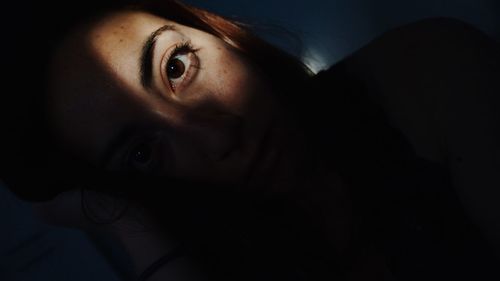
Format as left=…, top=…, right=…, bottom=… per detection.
left=41, top=10, right=373, bottom=277
left=48, top=10, right=303, bottom=190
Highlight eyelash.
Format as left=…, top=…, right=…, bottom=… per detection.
left=163, top=40, right=200, bottom=92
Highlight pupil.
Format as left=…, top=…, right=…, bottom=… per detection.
left=133, top=144, right=152, bottom=164
left=168, top=58, right=185, bottom=79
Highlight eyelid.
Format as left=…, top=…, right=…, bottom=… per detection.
left=159, top=40, right=200, bottom=95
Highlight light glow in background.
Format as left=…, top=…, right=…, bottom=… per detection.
left=186, top=0, right=500, bottom=71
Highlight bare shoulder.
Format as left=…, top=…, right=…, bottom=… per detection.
left=342, top=17, right=500, bottom=164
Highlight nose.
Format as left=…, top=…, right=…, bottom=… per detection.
left=182, top=110, right=243, bottom=162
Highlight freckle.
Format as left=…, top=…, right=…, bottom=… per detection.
left=120, top=25, right=125, bottom=29
left=119, top=39, right=124, bottom=43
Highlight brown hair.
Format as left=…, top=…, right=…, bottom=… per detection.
left=0, top=0, right=312, bottom=202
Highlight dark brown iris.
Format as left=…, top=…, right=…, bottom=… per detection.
left=132, top=143, right=152, bottom=164
left=167, top=58, right=185, bottom=79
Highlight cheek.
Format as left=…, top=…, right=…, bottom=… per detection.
left=209, top=50, right=271, bottom=115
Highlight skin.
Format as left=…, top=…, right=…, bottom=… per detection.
left=47, top=9, right=500, bottom=279
left=45, top=10, right=346, bottom=279
left=45, top=10, right=358, bottom=279
left=48, top=10, right=306, bottom=191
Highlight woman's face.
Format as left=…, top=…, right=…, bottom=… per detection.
left=48, top=10, right=299, bottom=190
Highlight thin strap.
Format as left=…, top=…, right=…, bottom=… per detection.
left=137, top=245, right=185, bottom=281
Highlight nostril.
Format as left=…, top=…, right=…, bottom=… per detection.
left=185, top=112, right=244, bottom=162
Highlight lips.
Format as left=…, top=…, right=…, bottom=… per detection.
left=243, top=123, right=280, bottom=190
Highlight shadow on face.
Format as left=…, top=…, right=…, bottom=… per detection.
left=47, top=10, right=300, bottom=191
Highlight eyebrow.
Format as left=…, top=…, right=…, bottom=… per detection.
left=140, top=24, right=176, bottom=89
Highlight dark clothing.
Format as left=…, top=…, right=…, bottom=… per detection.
left=308, top=62, right=499, bottom=280
left=136, top=61, right=499, bottom=281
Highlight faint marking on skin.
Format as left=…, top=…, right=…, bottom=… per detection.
left=5, top=231, right=48, bottom=256
left=18, top=246, right=57, bottom=273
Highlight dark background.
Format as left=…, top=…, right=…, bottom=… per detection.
left=186, top=0, right=500, bottom=72
left=1, top=0, right=499, bottom=280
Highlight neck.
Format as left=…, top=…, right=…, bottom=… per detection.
left=261, top=110, right=356, bottom=255
left=300, top=159, right=355, bottom=255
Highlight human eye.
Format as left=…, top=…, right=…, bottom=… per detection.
left=161, top=40, right=200, bottom=93
left=122, top=135, right=164, bottom=173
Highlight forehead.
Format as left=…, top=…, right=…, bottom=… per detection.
left=85, top=10, right=167, bottom=69
left=49, top=10, right=170, bottom=91
left=58, top=10, right=171, bottom=86
left=47, top=10, right=171, bottom=161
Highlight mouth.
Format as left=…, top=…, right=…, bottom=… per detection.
left=243, top=123, right=280, bottom=190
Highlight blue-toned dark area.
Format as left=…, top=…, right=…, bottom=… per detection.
left=1, top=1, right=498, bottom=280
